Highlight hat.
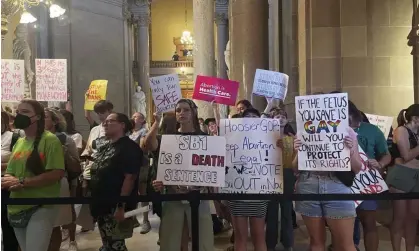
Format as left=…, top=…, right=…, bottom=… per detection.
left=204, top=118, right=216, bottom=125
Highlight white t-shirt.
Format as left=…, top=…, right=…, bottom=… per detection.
left=69, top=133, right=83, bottom=150
left=1, top=131, right=13, bottom=162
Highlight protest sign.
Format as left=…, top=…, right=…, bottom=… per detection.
left=84, top=80, right=108, bottom=110
left=156, top=135, right=226, bottom=187
left=295, top=93, right=351, bottom=171
left=1, top=60, right=25, bottom=102
left=351, top=145, right=388, bottom=207
left=365, top=113, right=393, bottom=137
left=35, top=59, right=67, bottom=101
left=252, top=69, right=289, bottom=100
left=219, top=118, right=283, bottom=194
left=192, top=75, right=239, bottom=106
left=149, top=74, right=182, bottom=113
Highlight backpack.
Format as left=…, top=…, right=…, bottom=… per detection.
left=55, top=132, right=82, bottom=181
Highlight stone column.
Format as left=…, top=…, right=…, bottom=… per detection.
left=193, top=0, right=215, bottom=119
left=229, top=0, right=269, bottom=111
left=131, top=0, right=150, bottom=115
left=123, top=0, right=133, bottom=114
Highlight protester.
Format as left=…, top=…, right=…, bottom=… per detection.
left=1, top=99, right=65, bottom=251
left=1, top=111, right=20, bottom=251
left=150, top=99, right=214, bottom=251
left=84, top=99, right=113, bottom=130
left=60, top=109, right=84, bottom=154
left=387, top=104, right=419, bottom=251
left=236, top=99, right=252, bottom=115
left=44, top=108, right=81, bottom=251
left=129, top=112, right=151, bottom=234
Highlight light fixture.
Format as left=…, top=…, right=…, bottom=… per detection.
left=179, top=0, right=194, bottom=45
left=20, top=11, right=37, bottom=23
left=49, top=3, right=65, bottom=18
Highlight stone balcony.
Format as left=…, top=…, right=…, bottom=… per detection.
left=150, top=60, right=193, bottom=68
left=149, top=60, right=194, bottom=76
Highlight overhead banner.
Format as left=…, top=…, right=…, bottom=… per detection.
left=156, top=135, right=226, bottom=187
left=365, top=113, right=393, bottom=137
left=192, top=75, right=239, bottom=106
left=295, top=93, right=351, bottom=171
left=35, top=59, right=67, bottom=101
left=1, top=60, right=25, bottom=102
left=219, top=118, right=283, bottom=194
left=149, top=74, right=182, bottom=113
left=252, top=69, right=289, bottom=100
left=84, top=80, right=108, bottom=110
left=351, top=145, right=389, bottom=207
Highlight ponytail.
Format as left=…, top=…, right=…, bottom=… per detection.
left=397, top=109, right=408, bottom=127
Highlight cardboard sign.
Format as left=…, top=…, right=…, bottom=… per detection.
left=149, top=74, right=182, bottom=113
left=84, top=80, right=108, bottom=110
left=351, top=145, right=389, bottom=207
left=35, top=59, right=67, bottom=101
left=192, top=75, right=239, bottom=106
left=1, top=60, right=25, bottom=102
left=365, top=113, right=393, bottom=137
left=156, top=135, right=226, bottom=187
left=295, top=93, right=351, bottom=171
left=219, top=118, right=283, bottom=194
left=252, top=69, right=289, bottom=100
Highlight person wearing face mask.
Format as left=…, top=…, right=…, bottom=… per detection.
left=1, top=99, right=65, bottom=251
left=1, top=111, right=21, bottom=251
left=387, top=104, right=419, bottom=251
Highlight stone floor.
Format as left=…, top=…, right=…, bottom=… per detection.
left=60, top=213, right=419, bottom=251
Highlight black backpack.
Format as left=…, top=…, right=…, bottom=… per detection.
left=55, top=132, right=82, bottom=181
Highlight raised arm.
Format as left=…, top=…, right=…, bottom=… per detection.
left=141, top=113, right=161, bottom=152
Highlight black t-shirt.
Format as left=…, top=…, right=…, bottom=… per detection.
left=90, top=136, right=143, bottom=217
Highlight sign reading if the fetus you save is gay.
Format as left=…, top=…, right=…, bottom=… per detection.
left=295, top=93, right=351, bottom=171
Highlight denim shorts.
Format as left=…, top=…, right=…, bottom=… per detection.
left=295, top=172, right=356, bottom=219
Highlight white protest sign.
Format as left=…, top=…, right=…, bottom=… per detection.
left=35, top=59, right=67, bottom=101
left=252, top=69, right=289, bottom=100
left=220, top=118, right=283, bottom=194
left=295, top=93, right=351, bottom=171
left=156, top=135, right=226, bottom=187
left=351, top=145, right=388, bottom=207
left=365, top=113, right=393, bottom=137
left=1, top=60, right=25, bottom=102
left=149, top=74, right=182, bottom=113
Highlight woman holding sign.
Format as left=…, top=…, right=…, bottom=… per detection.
left=150, top=99, right=214, bottom=251
left=292, top=124, right=363, bottom=251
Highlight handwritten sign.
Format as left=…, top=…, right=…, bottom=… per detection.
left=84, top=80, right=108, bottom=110
left=192, top=75, right=239, bottom=106
left=1, top=60, right=25, bottom=102
left=149, top=74, right=182, bottom=113
left=351, top=145, right=388, bottom=207
left=295, top=93, right=351, bottom=171
left=35, top=59, right=67, bottom=101
left=220, top=118, right=283, bottom=194
left=365, top=113, right=393, bottom=137
left=252, top=69, right=289, bottom=100
left=156, top=135, right=226, bottom=187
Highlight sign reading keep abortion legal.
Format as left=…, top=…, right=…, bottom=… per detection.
left=295, top=93, right=351, bottom=171
left=192, top=75, right=239, bottom=106
left=156, top=135, right=226, bottom=187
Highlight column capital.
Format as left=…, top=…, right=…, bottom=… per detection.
left=122, top=0, right=132, bottom=22
left=131, top=0, right=151, bottom=26
left=215, top=0, right=228, bottom=25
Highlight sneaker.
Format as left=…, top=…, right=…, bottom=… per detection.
left=140, top=220, right=151, bottom=234
left=68, top=241, right=78, bottom=251
left=61, top=229, right=69, bottom=242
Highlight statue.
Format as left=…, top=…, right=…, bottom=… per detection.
left=133, top=85, right=147, bottom=116
left=224, top=40, right=231, bottom=79
left=13, top=24, right=34, bottom=99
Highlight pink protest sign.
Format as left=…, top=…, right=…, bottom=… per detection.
left=1, top=60, right=25, bottom=102
left=193, top=75, right=239, bottom=106
left=35, top=59, right=67, bottom=101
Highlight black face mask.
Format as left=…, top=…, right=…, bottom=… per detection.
left=14, top=113, right=35, bottom=129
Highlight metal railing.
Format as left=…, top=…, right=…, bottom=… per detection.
left=150, top=60, right=194, bottom=68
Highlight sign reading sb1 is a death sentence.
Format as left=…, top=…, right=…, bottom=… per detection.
left=252, top=69, right=289, bottom=100
left=192, top=75, right=239, bottom=106
left=35, top=59, right=67, bottom=101
left=295, top=93, right=351, bottom=171
left=149, top=74, right=182, bottom=113
left=156, top=135, right=226, bottom=187
left=220, top=118, right=283, bottom=194
left=1, top=60, right=25, bottom=102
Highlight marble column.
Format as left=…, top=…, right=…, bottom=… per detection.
left=123, top=0, right=133, bottom=114
left=131, top=0, right=150, bottom=116
left=229, top=0, right=269, bottom=111
left=193, top=0, right=215, bottom=119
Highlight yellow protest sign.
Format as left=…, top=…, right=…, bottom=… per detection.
left=84, top=80, right=108, bottom=110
